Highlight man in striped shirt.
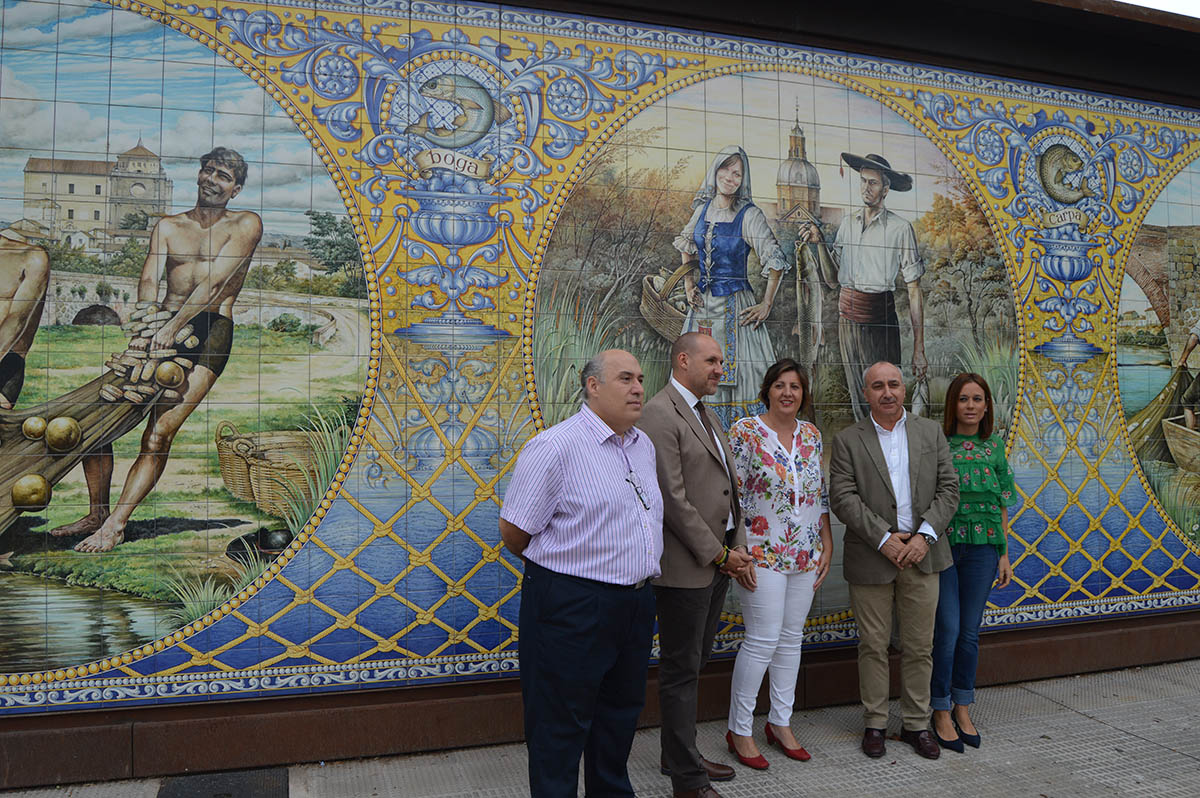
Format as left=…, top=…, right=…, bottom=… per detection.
left=500, top=348, right=664, bottom=798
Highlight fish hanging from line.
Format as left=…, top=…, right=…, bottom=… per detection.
left=793, top=240, right=824, bottom=379
left=404, top=74, right=511, bottom=150
left=788, top=204, right=833, bottom=378
left=1037, top=143, right=1095, bottom=205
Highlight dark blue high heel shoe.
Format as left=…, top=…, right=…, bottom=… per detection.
left=956, top=722, right=981, bottom=749
left=933, top=728, right=965, bottom=753
left=955, top=705, right=984, bottom=748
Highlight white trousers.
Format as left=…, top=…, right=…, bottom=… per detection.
left=727, top=567, right=818, bottom=735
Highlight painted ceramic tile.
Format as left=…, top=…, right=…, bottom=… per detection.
left=0, top=0, right=1195, bottom=714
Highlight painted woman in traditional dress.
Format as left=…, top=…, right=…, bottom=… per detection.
left=674, top=145, right=789, bottom=426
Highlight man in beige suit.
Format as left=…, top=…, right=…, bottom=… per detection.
left=641, top=332, right=754, bottom=798
left=829, top=361, right=959, bottom=760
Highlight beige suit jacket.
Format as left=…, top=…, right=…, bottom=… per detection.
left=640, top=382, right=745, bottom=589
left=828, top=412, right=959, bottom=585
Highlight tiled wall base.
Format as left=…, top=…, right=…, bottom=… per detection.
left=5, top=609, right=1200, bottom=791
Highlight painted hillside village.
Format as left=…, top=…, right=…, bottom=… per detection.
left=0, top=140, right=368, bottom=672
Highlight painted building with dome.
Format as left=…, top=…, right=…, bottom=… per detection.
left=776, top=116, right=820, bottom=220
left=774, top=117, right=842, bottom=231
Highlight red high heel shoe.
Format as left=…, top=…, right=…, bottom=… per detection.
left=725, top=730, right=769, bottom=770
left=765, top=724, right=811, bottom=761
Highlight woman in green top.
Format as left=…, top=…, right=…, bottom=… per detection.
left=930, top=372, right=1016, bottom=753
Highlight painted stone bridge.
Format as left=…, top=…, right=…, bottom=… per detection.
left=1127, top=224, right=1200, bottom=355
left=45, top=270, right=357, bottom=339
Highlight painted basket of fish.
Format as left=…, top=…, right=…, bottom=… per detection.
left=640, top=262, right=694, bottom=340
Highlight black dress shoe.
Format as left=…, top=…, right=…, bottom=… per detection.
left=673, top=787, right=722, bottom=798
left=899, top=728, right=941, bottom=760
left=660, top=755, right=736, bottom=782
left=933, top=728, right=965, bottom=753
left=861, top=727, right=886, bottom=758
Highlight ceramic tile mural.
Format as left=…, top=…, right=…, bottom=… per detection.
left=0, top=0, right=1197, bottom=715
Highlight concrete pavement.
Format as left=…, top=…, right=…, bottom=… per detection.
left=8, top=658, right=1200, bottom=796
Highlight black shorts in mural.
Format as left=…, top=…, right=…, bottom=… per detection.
left=177, top=311, right=234, bottom=378
left=0, top=351, right=25, bottom=403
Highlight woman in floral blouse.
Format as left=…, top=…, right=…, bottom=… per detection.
left=724, top=358, right=832, bottom=769
left=931, top=372, right=1017, bottom=753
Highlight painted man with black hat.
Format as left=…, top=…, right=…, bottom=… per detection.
left=800, top=153, right=926, bottom=420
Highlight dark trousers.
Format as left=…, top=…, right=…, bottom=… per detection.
left=519, top=560, right=656, bottom=798
left=654, top=570, right=730, bottom=792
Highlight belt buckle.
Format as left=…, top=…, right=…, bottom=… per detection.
left=631, top=577, right=647, bottom=589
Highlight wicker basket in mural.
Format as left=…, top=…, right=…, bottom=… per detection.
left=216, top=421, right=319, bottom=514
left=247, top=433, right=321, bottom=518
left=639, top=262, right=694, bottom=340
left=215, top=421, right=257, bottom=502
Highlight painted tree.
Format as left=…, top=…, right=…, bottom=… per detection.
left=304, top=212, right=358, bottom=275
left=107, top=237, right=150, bottom=278
left=304, top=211, right=364, bottom=298
left=272, top=259, right=299, bottom=285
left=915, top=176, right=1010, bottom=351
left=247, top=264, right=274, bottom=289
left=119, top=210, right=149, bottom=230
left=548, top=126, right=691, bottom=309
left=45, top=239, right=99, bottom=274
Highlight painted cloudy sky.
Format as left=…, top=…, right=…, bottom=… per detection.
left=1, top=0, right=1196, bottom=240
left=0, top=0, right=344, bottom=238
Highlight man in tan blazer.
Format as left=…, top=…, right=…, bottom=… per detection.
left=641, top=332, right=754, bottom=798
left=829, top=361, right=959, bottom=761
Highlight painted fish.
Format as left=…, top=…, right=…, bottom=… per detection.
left=910, top=377, right=929, bottom=418
left=404, top=74, right=511, bottom=149
left=791, top=206, right=834, bottom=377
left=1037, top=143, right=1094, bottom=205
left=793, top=239, right=824, bottom=378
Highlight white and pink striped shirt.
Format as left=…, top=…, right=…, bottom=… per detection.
left=501, top=404, right=664, bottom=585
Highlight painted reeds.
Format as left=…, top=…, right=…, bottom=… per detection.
left=955, top=331, right=1020, bottom=436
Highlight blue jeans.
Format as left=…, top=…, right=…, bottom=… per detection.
left=931, top=544, right=999, bottom=711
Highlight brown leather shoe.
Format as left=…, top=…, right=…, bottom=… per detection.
left=673, top=787, right=722, bottom=798
left=660, top=755, right=735, bottom=782
left=900, top=728, right=941, bottom=760
left=861, top=727, right=886, bottom=758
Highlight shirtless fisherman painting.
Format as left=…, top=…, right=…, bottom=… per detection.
left=0, top=231, right=49, bottom=409
left=52, top=147, right=263, bottom=552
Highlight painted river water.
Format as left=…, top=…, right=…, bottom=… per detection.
left=1118, top=344, right=1174, bottom=414
left=0, top=572, right=171, bottom=672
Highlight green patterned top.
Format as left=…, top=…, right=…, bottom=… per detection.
left=947, top=433, right=1017, bottom=555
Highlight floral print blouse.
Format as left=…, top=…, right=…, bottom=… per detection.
left=947, top=433, right=1017, bottom=555
left=729, top=416, right=829, bottom=574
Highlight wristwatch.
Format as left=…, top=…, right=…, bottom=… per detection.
left=919, top=532, right=936, bottom=546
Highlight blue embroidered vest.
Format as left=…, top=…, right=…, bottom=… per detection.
left=693, top=201, right=754, bottom=297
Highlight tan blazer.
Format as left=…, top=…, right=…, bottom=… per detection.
left=640, top=382, right=745, bottom=588
left=828, top=412, right=959, bottom=585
